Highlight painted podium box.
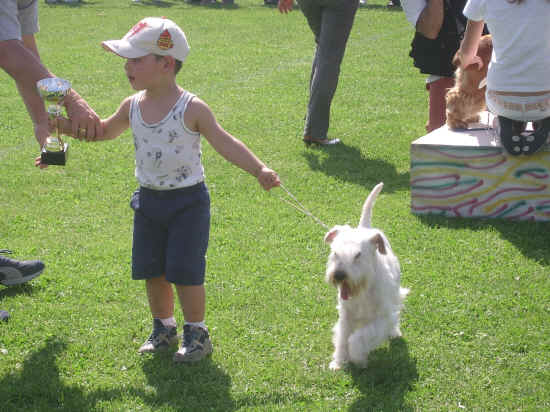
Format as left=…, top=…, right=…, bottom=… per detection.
left=410, top=115, right=550, bottom=221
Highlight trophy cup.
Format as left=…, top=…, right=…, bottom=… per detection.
left=37, top=77, right=71, bottom=166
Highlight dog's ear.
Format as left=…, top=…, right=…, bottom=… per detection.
left=324, top=227, right=340, bottom=244
left=370, top=233, right=387, bottom=255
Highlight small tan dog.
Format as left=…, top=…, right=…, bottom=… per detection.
left=446, top=35, right=493, bottom=130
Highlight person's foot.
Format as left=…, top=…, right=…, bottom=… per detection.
left=1, top=310, right=9, bottom=322
left=138, top=319, right=178, bottom=353
left=173, top=324, right=213, bottom=362
left=0, top=253, right=44, bottom=286
left=303, top=136, right=341, bottom=146
left=387, top=0, right=401, bottom=7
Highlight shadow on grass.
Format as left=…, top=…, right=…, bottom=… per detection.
left=302, top=143, right=410, bottom=193
left=0, top=283, right=37, bottom=301
left=418, top=214, right=550, bottom=265
left=0, top=337, right=122, bottom=411
left=139, top=352, right=235, bottom=411
left=348, top=337, right=418, bottom=411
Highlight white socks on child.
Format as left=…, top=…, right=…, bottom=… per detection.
left=158, top=317, right=206, bottom=330
left=159, top=317, right=177, bottom=328
left=185, top=321, right=206, bottom=330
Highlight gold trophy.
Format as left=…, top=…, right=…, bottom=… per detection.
left=37, top=77, right=71, bottom=166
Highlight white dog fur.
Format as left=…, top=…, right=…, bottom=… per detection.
left=324, top=183, right=409, bottom=370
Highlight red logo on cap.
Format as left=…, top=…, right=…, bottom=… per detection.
left=129, top=21, right=148, bottom=38
left=157, top=29, right=174, bottom=50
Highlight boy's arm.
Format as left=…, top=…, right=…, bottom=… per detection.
left=188, top=98, right=280, bottom=191
left=57, top=97, right=131, bottom=141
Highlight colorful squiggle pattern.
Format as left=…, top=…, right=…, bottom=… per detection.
left=411, top=141, right=550, bottom=221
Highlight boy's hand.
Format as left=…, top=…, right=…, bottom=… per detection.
left=257, top=167, right=281, bottom=191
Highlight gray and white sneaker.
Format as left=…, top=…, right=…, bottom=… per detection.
left=173, top=324, right=213, bottom=363
left=0, top=252, right=44, bottom=286
left=138, top=319, right=178, bottom=353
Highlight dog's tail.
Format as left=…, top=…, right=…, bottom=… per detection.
left=358, top=182, right=384, bottom=228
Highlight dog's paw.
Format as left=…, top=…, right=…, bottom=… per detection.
left=389, top=326, right=402, bottom=338
left=329, top=360, right=345, bottom=371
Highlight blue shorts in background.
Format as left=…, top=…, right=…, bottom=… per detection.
left=130, top=182, right=210, bottom=286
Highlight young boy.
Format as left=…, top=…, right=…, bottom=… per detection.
left=45, top=17, right=280, bottom=362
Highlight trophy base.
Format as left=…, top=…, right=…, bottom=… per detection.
left=41, top=143, right=69, bottom=166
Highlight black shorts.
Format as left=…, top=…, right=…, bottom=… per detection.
left=130, top=182, right=210, bottom=285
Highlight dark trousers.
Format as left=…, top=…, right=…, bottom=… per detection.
left=298, top=0, right=359, bottom=139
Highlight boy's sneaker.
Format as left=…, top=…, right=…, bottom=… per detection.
left=173, top=324, right=213, bottom=363
left=138, top=318, right=178, bottom=353
left=0, top=254, right=45, bottom=286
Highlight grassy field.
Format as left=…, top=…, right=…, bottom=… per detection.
left=1, top=0, right=549, bottom=410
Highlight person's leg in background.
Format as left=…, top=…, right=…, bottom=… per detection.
left=299, top=0, right=359, bottom=143
left=426, top=76, right=455, bottom=133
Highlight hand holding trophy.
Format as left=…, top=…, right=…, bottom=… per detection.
left=37, top=77, right=71, bottom=166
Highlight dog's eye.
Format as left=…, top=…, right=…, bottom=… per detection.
left=354, top=252, right=361, bottom=261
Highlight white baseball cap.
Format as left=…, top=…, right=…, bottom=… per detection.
left=102, top=17, right=190, bottom=62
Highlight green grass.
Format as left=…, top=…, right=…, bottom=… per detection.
left=1, top=1, right=549, bottom=410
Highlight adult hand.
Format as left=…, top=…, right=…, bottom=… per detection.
left=63, top=90, right=103, bottom=141
left=278, top=0, right=294, bottom=14
left=33, top=122, right=49, bottom=169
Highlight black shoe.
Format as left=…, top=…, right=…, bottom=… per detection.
left=0, top=253, right=44, bottom=286
left=498, top=116, right=527, bottom=156
left=303, top=137, right=341, bottom=146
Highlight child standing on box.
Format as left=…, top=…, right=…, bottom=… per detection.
left=456, top=0, right=550, bottom=156
left=46, top=17, right=280, bottom=362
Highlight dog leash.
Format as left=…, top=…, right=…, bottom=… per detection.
left=276, top=183, right=330, bottom=230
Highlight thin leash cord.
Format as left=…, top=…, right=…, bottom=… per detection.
left=275, top=183, right=330, bottom=230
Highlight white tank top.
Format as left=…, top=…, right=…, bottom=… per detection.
left=129, top=90, right=205, bottom=190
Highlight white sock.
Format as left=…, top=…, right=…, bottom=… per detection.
left=185, top=321, right=206, bottom=330
left=159, top=316, right=177, bottom=328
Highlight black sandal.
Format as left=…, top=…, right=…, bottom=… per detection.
left=522, top=117, right=550, bottom=155
left=498, top=116, right=527, bottom=156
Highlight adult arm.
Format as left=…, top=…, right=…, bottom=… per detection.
left=0, top=38, right=104, bottom=146
left=0, top=38, right=51, bottom=147
left=414, top=0, right=445, bottom=40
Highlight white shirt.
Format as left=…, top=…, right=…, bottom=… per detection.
left=401, top=0, right=427, bottom=27
left=130, top=90, right=205, bottom=190
left=464, top=0, right=550, bottom=93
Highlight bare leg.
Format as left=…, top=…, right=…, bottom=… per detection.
left=175, top=284, right=205, bottom=323
left=145, top=275, right=174, bottom=319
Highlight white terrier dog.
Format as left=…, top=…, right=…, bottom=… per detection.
left=324, top=183, right=409, bottom=370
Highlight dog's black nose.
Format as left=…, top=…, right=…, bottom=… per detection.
left=333, top=270, right=347, bottom=282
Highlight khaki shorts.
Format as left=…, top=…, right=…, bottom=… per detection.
left=0, top=0, right=38, bottom=42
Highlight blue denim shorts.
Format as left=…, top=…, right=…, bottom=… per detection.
left=130, top=182, right=210, bottom=285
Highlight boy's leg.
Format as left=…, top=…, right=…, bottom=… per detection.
left=138, top=275, right=178, bottom=353
left=175, top=284, right=205, bottom=323
left=145, top=275, right=175, bottom=319
left=174, top=284, right=212, bottom=362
